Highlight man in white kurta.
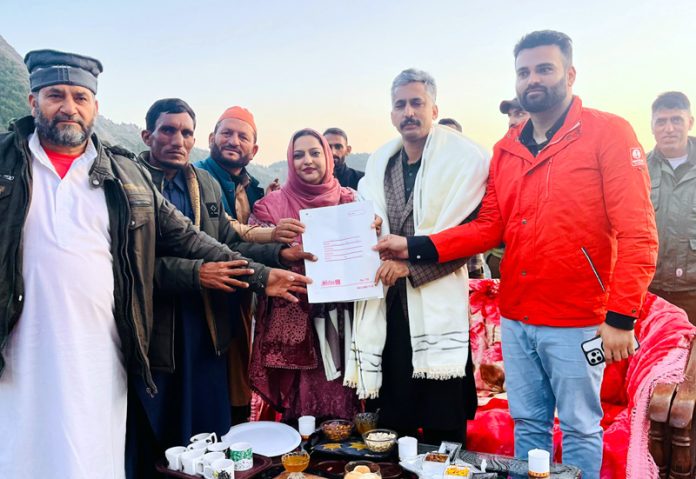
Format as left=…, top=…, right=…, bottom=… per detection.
left=0, top=49, right=126, bottom=479
left=0, top=133, right=127, bottom=478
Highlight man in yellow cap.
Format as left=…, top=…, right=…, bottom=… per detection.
left=197, top=106, right=265, bottom=223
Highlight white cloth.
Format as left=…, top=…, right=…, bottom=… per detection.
left=667, top=154, right=689, bottom=170
left=345, top=125, right=490, bottom=398
left=0, top=133, right=126, bottom=479
left=313, top=308, right=352, bottom=381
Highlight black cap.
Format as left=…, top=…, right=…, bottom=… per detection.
left=24, top=49, right=103, bottom=94
left=499, top=98, right=522, bottom=114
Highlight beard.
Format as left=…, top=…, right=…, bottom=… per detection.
left=333, top=155, right=346, bottom=167
left=518, top=77, right=568, bottom=113
left=35, top=107, right=93, bottom=147
left=210, top=142, right=252, bottom=170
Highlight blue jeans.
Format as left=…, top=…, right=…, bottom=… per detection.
left=501, top=318, right=604, bottom=479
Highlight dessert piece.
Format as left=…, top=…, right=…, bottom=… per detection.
left=321, top=419, right=353, bottom=441
left=444, top=464, right=472, bottom=478
left=344, top=461, right=381, bottom=478
left=422, top=452, right=450, bottom=477
left=424, top=452, right=449, bottom=463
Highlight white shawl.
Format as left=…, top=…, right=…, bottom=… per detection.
left=344, top=125, right=490, bottom=399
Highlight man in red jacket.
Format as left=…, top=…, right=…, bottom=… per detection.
left=375, top=30, right=657, bottom=479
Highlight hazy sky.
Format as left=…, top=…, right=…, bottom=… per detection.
left=3, top=0, right=695, bottom=164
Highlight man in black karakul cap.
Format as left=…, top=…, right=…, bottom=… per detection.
left=499, top=97, right=530, bottom=128
left=0, top=49, right=310, bottom=479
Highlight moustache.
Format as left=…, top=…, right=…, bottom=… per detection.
left=524, top=86, right=548, bottom=96
left=400, top=118, right=421, bottom=129
left=52, top=114, right=86, bottom=129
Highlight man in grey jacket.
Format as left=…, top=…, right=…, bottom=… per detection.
left=648, top=91, right=696, bottom=324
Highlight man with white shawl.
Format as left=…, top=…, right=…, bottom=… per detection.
left=344, top=69, right=489, bottom=443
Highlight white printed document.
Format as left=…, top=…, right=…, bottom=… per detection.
left=300, top=201, right=384, bottom=304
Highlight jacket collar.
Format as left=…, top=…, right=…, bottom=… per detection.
left=334, top=161, right=348, bottom=177
left=384, top=149, right=415, bottom=232
left=138, top=151, right=202, bottom=225
left=500, top=96, right=583, bottom=165
left=518, top=101, right=572, bottom=153
left=650, top=136, right=696, bottom=184
left=138, top=151, right=165, bottom=186
left=650, top=136, right=696, bottom=163
left=87, top=134, right=117, bottom=187
left=8, top=115, right=37, bottom=139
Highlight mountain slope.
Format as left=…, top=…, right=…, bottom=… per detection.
left=0, top=35, right=368, bottom=188
left=0, top=35, right=31, bottom=129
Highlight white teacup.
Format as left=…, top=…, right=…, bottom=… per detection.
left=190, top=432, right=218, bottom=444
left=204, top=458, right=236, bottom=479
left=188, top=439, right=211, bottom=451
left=180, top=448, right=206, bottom=475
left=228, top=442, right=253, bottom=471
left=207, top=441, right=231, bottom=456
left=165, top=446, right=187, bottom=471
left=202, top=451, right=226, bottom=467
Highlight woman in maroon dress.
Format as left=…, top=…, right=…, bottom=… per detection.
left=249, top=128, right=359, bottom=421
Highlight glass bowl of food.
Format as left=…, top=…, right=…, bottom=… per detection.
left=344, top=460, right=381, bottom=478
left=362, top=429, right=398, bottom=454
left=354, top=411, right=379, bottom=435
left=320, top=419, right=353, bottom=441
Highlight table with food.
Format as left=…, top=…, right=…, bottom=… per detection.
left=157, top=412, right=581, bottom=479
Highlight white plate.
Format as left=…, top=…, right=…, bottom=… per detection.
left=221, top=421, right=301, bottom=457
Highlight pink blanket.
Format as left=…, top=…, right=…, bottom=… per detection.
left=624, top=294, right=696, bottom=478
left=466, top=280, right=696, bottom=478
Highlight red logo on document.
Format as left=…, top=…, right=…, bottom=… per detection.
left=630, top=147, right=645, bottom=167
left=322, top=279, right=341, bottom=287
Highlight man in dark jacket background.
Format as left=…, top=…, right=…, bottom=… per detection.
left=324, top=127, right=364, bottom=189
left=647, top=91, right=696, bottom=324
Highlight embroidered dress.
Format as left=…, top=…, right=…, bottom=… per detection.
left=249, top=129, right=358, bottom=420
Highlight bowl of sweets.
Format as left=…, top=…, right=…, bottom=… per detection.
left=362, top=429, right=398, bottom=454
left=320, top=419, right=353, bottom=441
